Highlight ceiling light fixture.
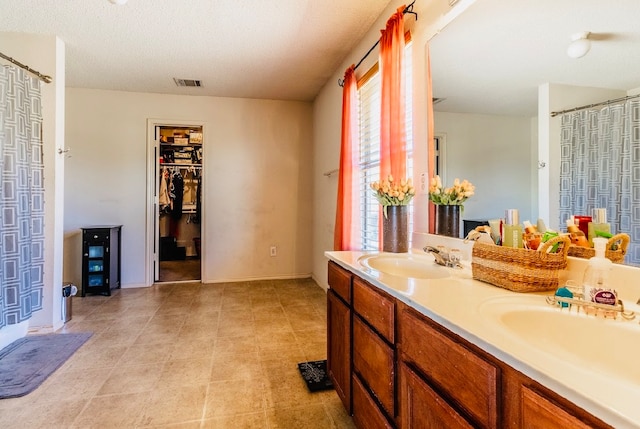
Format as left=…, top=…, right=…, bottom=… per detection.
left=108, top=0, right=128, bottom=5
left=567, top=32, right=591, bottom=59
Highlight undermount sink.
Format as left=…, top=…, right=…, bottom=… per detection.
left=357, top=253, right=450, bottom=279
left=478, top=295, right=640, bottom=384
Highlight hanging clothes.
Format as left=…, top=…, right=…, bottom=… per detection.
left=192, top=172, right=201, bottom=224
left=170, top=170, right=184, bottom=220
left=159, top=168, right=170, bottom=212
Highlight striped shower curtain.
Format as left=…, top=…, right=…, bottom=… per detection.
left=559, top=99, right=640, bottom=266
left=0, top=64, right=45, bottom=328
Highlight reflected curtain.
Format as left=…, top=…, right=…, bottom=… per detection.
left=559, top=100, right=640, bottom=266
left=334, top=65, right=360, bottom=250
left=425, top=42, right=436, bottom=234
left=0, top=65, right=45, bottom=328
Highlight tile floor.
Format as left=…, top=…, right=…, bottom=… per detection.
left=0, top=279, right=356, bottom=429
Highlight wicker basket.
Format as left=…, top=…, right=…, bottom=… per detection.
left=566, top=233, right=629, bottom=264
left=471, top=235, right=571, bottom=293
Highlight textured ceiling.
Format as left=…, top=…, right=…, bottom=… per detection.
left=0, top=0, right=393, bottom=101
left=430, top=0, right=640, bottom=116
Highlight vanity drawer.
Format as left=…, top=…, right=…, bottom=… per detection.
left=399, top=307, right=498, bottom=428
left=353, top=314, right=395, bottom=417
left=353, top=277, right=395, bottom=342
left=328, top=261, right=352, bottom=303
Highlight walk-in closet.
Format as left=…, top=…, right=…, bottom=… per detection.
left=155, top=125, right=203, bottom=282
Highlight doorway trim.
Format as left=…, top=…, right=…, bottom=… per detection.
left=145, top=118, right=207, bottom=286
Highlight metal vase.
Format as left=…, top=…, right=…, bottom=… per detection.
left=382, top=205, right=409, bottom=253
left=435, top=204, right=460, bottom=238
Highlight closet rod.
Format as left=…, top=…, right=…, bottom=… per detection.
left=162, top=163, right=202, bottom=168
left=338, top=1, right=417, bottom=87
left=0, top=51, right=53, bottom=83
left=550, top=93, right=640, bottom=117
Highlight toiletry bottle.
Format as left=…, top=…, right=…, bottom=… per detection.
left=574, top=215, right=592, bottom=237
left=523, top=220, right=541, bottom=250
left=566, top=219, right=589, bottom=247
left=582, top=237, right=616, bottom=304
left=502, top=209, right=523, bottom=248
left=588, top=208, right=610, bottom=246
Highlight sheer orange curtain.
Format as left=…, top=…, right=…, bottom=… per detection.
left=334, top=65, right=359, bottom=251
left=378, top=6, right=406, bottom=248
left=426, top=42, right=436, bottom=233
left=379, top=6, right=407, bottom=182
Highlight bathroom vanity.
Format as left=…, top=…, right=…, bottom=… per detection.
left=325, top=250, right=640, bottom=429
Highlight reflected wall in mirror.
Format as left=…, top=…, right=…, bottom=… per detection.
left=427, top=0, right=640, bottom=266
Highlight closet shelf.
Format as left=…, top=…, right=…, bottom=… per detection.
left=161, top=163, right=202, bottom=168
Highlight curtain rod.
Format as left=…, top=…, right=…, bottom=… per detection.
left=0, top=51, right=53, bottom=84
left=550, top=93, right=640, bottom=117
left=338, top=1, right=417, bottom=87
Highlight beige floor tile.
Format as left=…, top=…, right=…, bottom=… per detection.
left=72, top=392, right=148, bottom=428
left=157, top=357, right=214, bottom=388
left=213, top=335, right=259, bottom=355
left=3, top=279, right=352, bottom=429
left=210, top=353, right=263, bottom=382
left=96, top=363, right=163, bottom=395
left=204, top=380, right=266, bottom=418
left=201, top=412, right=268, bottom=429
left=266, top=403, right=335, bottom=429
left=138, top=384, right=207, bottom=427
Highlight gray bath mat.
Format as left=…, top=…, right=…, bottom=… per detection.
left=0, top=332, right=92, bottom=399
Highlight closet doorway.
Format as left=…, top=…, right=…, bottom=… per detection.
left=147, top=120, right=204, bottom=284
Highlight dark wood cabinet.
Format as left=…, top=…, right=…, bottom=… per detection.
left=399, top=361, right=473, bottom=429
left=327, top=262, right=613, bottom=429
left=327, top=261, right=352, bottom=413
left=81, top=225, right=121, bottom=296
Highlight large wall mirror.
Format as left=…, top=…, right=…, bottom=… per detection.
left=428, top=0, right=640, bottom=265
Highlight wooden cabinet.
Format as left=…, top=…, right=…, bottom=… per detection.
left=326, top=262, right=613, bottom=429
left=81, top=226, right=121, bottom=296
left=327, top=262, right=352, bottom=413
left=399, top=361, right=473, bottom=429
left=398, top=304, right=498, bottom=428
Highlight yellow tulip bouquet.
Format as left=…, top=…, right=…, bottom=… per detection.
left=370, top=175, right=416, bottom=218
left=428, top=175, right=475, bottom=210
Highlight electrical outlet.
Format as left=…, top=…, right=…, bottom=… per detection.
left=270, top=246, right=277, bottom=257
left=420, top=172, right=429, bottom=195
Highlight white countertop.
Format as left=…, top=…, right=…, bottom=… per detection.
left=325, top=249, right=640, bottom=429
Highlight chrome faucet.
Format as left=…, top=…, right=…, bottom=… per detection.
left=423, top=246, right=462, bottom=268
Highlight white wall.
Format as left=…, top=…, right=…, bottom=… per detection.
left=434, top=111, right=535, bottom=222
left=64, top=88, right=313, bottom=287
left=0, top=32, right=66, bottom=342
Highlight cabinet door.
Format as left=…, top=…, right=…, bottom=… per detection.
left=521, top=386, right=594, bottom=429
left=399, top=362, right=473, bottom=429
left=353, top=315, right=395, bottom=417
left=327, top=289, right=351, bottom=413
left=353, top=373, right=393, bottom=429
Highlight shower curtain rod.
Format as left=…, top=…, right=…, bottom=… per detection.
left=0, top=51, right=52, bottom=84
left=338, top=1, right=417, bottom=87
left=550, top=93, right=640, bottom=117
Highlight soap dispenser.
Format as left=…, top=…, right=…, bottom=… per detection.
left=582, top=237, right=616, bottom=305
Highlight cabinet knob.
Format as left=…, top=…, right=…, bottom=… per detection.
left=93, top=235, right=99, bottom=239
left=84, top=253, right=88, bottom=257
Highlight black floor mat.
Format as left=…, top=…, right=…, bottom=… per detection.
left=297, top=360, right=334, bottom=392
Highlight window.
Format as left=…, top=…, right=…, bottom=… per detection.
left=358, top=41, right=413, bottom=251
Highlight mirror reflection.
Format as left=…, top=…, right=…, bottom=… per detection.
left=428, top=0, right=640, bottom=266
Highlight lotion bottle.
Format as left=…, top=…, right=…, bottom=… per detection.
left=503, top=209, right=523, bottom=248
left=588, top=208, right=611, bottom=247
left=582, top=237, right=616, bottom=304
left=566, top=218, right=589, bottom=247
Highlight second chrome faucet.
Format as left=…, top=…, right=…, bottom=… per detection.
left=423, top=246, right=462, bottom=268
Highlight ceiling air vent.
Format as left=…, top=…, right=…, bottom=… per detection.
left=173, top=78, right=202, bottom=87
left=433, top=97, right=446, bottom=105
